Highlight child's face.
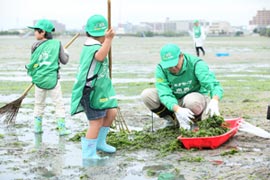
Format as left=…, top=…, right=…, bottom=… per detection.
left=34, top=29, right=45, bottom=40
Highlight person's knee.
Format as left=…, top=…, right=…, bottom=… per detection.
left=107, top=108, right=117, bottom=119
left=141, top=88, right=160, bottom=110
left=90, top=119, right=104, bottom=128
left=141, top=88, right=152, bottom=102
left=183, top=93, right=206, bottom=115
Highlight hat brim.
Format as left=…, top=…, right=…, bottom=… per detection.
left=160, top=58, right=179, bottom=69
left=88, top=31, right=106, bottom=37
left=27, top=26, right=54, bottom=32
left=28, top=26, right=38, bottom=29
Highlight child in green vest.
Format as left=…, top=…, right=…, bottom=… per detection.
left=71, top=15, right=118, bottom=160
left=26, top=19, right=70, bottom=136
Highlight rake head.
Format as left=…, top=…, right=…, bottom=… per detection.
left=0, top=95, right=25, bottom=125
left=0, top=83, right=34, bottom=125
left=112, top=107, right=130, bottom=133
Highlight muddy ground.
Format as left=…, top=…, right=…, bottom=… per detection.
left=0, top=35, right=270, bottom=180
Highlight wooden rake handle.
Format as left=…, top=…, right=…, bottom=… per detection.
left=64, top=33, right=80, bottom=49
left=21, top=83, right=35, bottom=97
left=108, top=0, right=112, bottom=78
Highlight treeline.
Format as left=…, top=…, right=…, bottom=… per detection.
left=0, top=31, right=20, bottom=35
left=253, top=27, right=270, bottom=37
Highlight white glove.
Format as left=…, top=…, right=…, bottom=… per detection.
left=64, top=49, right=69, bottom=55
left=175, top=107, right=194, bottom=130
left=206, top=99, right=220, bottom=117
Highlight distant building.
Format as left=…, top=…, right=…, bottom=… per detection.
left=141, top=21, right=165, bottom=34
left=141, top=19, right=209, bottom=34
left=249, top=9, right=270, bottom=26
left=208, top=21, right=232, bottom=35
left=232, top=26, right=249, bottom=35
left=115, top=22, right=134, bottom=34
left=33, top=20, right=66, bottom=32
left=114, top=19, right=210, bottom=35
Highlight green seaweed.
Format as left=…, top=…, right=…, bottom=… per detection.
left=69, top=130, right=86, bottom=142
left=220, top=149, right=239, bottom=156
left=178, top=156, right=204, bottom=162
left=69, top=127, right=183, bottom=156
left=180, top=116, right=229, bottom=137
left=147, top=169, right=157, bottom=177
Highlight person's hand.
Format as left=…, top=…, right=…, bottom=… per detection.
left=175, top=107, right=194, bottom=130
left=105, top=28, right=115, bottom=40
left=206, top=99, right=220, bottom=117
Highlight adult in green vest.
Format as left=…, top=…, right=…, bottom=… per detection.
left=70, top=15, right=118, bottom=160
left=193, top=20, right=206, bottom=57
left=141, top=44, right=223, bottom=130
left=26, top=19, right=70, bottom=136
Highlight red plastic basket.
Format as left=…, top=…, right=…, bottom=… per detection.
left=178, top=118, right=243, bottom=149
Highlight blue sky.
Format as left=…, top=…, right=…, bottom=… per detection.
left=0, top=0, right=269, bottom=30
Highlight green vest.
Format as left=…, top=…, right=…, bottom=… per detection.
left=193, top=26, right=201, bottom=38
left=26, top=40, right=60, bottom=89
left=158, top=55, right=204, bottom=99
left=70, top=44, right=117, bottom=115
left=155, top=53, right=223, bottom=111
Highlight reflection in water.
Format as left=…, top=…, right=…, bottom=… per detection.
left=58, top=136, right=66, bottom=152
left=82, top=157, right=110, bottom=167
left=33, top=134, right=67, bottom=178
left=34, top=133, right=42, bottom=149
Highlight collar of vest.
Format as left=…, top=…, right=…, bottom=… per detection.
left=84, top=38, right=101, bottom=46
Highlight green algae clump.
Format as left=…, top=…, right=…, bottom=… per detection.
left=180, top=116, right=229, bottom=138
left=70, top=128, right=183, bottom=156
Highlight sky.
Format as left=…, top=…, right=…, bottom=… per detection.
left=0, top=0, right=269, bottom=30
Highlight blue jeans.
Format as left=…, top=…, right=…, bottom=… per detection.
left=80, top=90, right=107, bottom=120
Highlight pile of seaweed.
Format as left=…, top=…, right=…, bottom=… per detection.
left=69, top=116, right=229, bottom=155
left=69, top=127, right=183, bottom=156
left=180, top=116, right=229, bottom=138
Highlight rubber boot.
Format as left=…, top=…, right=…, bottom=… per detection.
left=34, top=117, right=43, bottom=134
left=97, top=127, right=116, bottom=153
left=57, top=118, right=71, bottom=136
left=151, top=104, right=179, bottom=129
left=81, top=137, right=101, bottom=160
left=163, top=114, right=179, bottom=129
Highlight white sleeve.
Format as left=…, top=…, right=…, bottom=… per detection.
left=201, top=27, right=206, bottom=40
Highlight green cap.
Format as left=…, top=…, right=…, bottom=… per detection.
left=85, top=15, right=108, bottom=37
left=28, top=19, right=55, bottom=33
left=160, top=44, right=181, bottom=69
left=194, top=19, right=199, bottom=24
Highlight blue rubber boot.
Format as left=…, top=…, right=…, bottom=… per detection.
left=97, top=127, right=116, bottom=153
left=34, top=117, right=43, bottom=134
left=81, top=137, right=101, bottom=160
left=57, top=118, right=71, bottom=136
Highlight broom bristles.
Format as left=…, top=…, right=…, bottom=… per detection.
left=0, top=94, right=26, bottom=124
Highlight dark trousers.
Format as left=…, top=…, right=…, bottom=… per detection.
left=195, top=46, right=205, bottom=57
